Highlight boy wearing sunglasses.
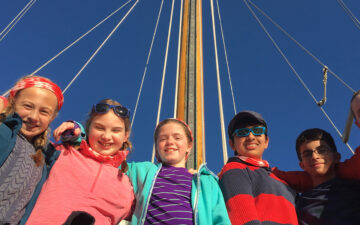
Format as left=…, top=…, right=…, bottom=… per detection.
left=219, top=111, right=298, bottom=225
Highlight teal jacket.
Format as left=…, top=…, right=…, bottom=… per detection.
left=126, top=162, right=231, bottom=225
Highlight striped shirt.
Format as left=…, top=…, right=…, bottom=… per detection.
left=145, top=165, right=193, bottom=225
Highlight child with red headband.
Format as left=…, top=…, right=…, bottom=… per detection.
left=26, top=99, right=135, bottom=225
left=125, top=118, right=230, bottom=225
left=0, top=75, right=70, bottom=225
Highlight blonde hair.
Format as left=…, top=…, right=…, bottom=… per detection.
left=0, top=75, right=60, bottom=167
left=85, top=98, right=132, bottom=172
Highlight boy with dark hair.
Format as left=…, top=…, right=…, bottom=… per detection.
left=219, top=111, right=298, bottom=225
left=292, top=128, right=360, bottom=225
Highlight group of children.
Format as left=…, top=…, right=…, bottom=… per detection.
left=0, top=74, right=359, bottom=225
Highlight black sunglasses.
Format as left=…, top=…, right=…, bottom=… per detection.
left=93, top=103, right=130, bottom=118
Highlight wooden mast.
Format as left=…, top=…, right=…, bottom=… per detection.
left=176, top=0, right=204, bottom=169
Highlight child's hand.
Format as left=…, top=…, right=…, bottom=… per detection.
left=0, top=96, right=8, bottom=112
left=188, top=168, right=197, bottom=174
left=53, top=121, right=81, bottom=142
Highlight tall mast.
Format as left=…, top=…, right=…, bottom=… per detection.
left=176, top=0, right=204, bottom=169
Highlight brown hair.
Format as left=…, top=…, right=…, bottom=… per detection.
left=350, top=90, right=360, bottom=117
left=153, top=118, right=193, bottom=162
left=0, top=75, right=60, bottom=167
left=85, top=98, right=132, bottom=172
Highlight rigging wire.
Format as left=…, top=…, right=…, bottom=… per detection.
left=62, top=0, right=139, bottom=94
left=243, top=0, right=354, bottom=154
left=1, top=0, right=132, bottom=97
left=151, top=0, right=176, bottom=163
left=131, top=0, right=165, bottom=128
left=173, top=0, right=184, bottom=118
left=215, top=0, right=237, bottom=115
left=210, top=0, right=228, bottom=165
left=247, top=0, right=355, bottom=94
left=0, top=0, right=36, bottom=42
left=337, top=0, right=360, bottom=30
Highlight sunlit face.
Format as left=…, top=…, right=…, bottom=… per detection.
left=229, top=125, right=269, bottom=160
left=351, top=94, right=360, bottom=128
left=88, top=110, right=128, bottom=156
left=299, top=140, right=340, bottom=183
left=14, top=87, right=58, bottom=141
left=156, top=122, right=192, bottom=168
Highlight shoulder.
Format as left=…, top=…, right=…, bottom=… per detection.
left=126, top=161, right=158, bottom=176
left=219, top=157, right=249, bottom=178
left=198, top=163, right=219, bottom=182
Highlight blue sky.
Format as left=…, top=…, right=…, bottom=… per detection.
left=1, top=0, right=359, bottom=173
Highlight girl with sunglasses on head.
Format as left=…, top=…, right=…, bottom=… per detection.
left=0, top=75, right=71, bottom=225
left=125, top=118, right=231, bottom=225
left=26, top=99, right=135, bottom=225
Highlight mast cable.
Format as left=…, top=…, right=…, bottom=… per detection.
left=131, top=0, right=165, bottom=127
left=337, top=0, right=360, bottom=30
left=244, top=0, right=354, bottom=154
left=198, top=0, right=206, bottom=161
left=2, top=0, right=132, bottom=97
left=210, top=0, right=229, bottom=165
left=62, top=0, right=139, bottom=94
left=152, top=0, right=176, bottom=163
left=317, top=66, right=328, bottom=106
left=215, top=0, right=237, bottom=114
left=174, top=0, right=184, bottom=118
left=0, top=0, right=36, bottom=42
left=247, top=0, right=355, bottom=93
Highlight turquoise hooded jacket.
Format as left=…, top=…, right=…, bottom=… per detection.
left=126, top=162, right=231, bottom=225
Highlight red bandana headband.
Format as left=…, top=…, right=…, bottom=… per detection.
left=10, top=77, right=64, bottom=110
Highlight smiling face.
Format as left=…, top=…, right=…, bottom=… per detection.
left=299, top=140, right=340, bottom=186
left=14, top=87, right=58, bottom=141
left=156, top=122, right=192, bottom=168
left=88, top=110, right=128, bottom=156
left=229, top=125, right=269, bottom=160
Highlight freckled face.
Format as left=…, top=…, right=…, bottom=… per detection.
left=156, top=122, right=192, bottom=168
left=88, top=111, right=128, bottom=156
left=229, top=125, right=269, bottom=160
left=14, top=87, right=58, bottom=141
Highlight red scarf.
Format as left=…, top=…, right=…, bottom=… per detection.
left=237, top=155, right=270, bottom=168
left=80, top=141, right=128, bottom=167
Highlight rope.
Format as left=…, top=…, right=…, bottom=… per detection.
left=131, top=0, right=165, bottom=128
left=247, top=0, right=355, bottom=93
left=215, top=0, right=237, bottom=115
left=337, top=0, right=360, bottom=30
left=2, top=0, right=132, bottom=97
left=317, top=66, right=328, bottom=106
left=243, top=0, right=354, bottom=154
left=0, top=0, right=36, bottom=42
left=151, top=0, right=176, bottom=163
left=198, top=0, right=206, bottom=162
left=210, top=0, right=228, bottom=165
left=62, top=0, right=139, bottom=94
left=173, top=0, right=184, bottom=118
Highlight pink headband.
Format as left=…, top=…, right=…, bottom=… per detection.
left=10, top=77, right=64, bottom=110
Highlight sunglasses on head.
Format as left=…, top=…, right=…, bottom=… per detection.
left=93, top=103, right=130, bottom=118
left=232, top=127, right=266, bottom=137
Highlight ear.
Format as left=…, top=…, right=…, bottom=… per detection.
left=124, top=131, right=129, bottom=142
left=299, top=161, right=305, bottom=170
left=264, top=136, right=270, bottom=149
left=186, top=141, right=193, bottom=154
left=229, top=139, right=236, bottom=151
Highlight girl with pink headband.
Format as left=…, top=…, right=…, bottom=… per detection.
left=0, top=75, right=78, bottom=225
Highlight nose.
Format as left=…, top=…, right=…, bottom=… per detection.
left=101, top=131, right=111, bottom=141
left=311, top=150, right=321, bottom=159
left=28, top=109, right=39, bottom=122
left=247, top=132, right=256, bottom=139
